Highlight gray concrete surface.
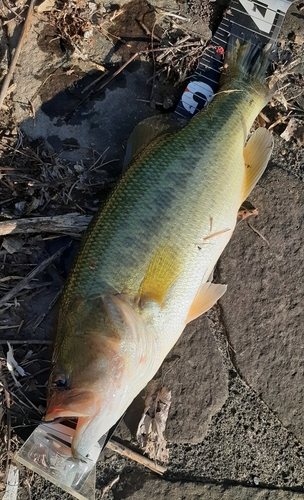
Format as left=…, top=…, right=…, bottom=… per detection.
left=219, top=167, right=304, bottom=446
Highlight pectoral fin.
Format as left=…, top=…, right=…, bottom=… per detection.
left=186, top=282, right=227, bottom=324
left=242, top=127, right=273, bottom=201
left=139, top=246, right=182, bottom=308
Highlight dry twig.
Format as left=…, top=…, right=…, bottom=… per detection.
left=106, top=437, right=167, bottom=475
left=0, top=340, right=52, bottom=345
left=0, top=0, right=36, bottom=110
left=0, top=354, right=11, bottom=485
left=101, top=475, right=120, bottom=499
left=32, top=289, right=62, bottom=331
left=0, top=213, right=92, bottom=236
left=247, top=222, right=270, bottom=246
left=0, top=242, right=72, bottom=308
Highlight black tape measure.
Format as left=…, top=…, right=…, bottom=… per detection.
left=175, top=0, right=295, bottom=118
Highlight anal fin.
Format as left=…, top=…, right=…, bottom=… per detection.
left=186, top=282, right=227, bottom=324
left=242, top=127, right=273, bottom=201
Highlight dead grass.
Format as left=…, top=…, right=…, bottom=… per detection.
left=155, top=34, right=209, bottom=85
left=52, top=0, right=95, bottom=51
left=0, top=135, right=112, bottom=217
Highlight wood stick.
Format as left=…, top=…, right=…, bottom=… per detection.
left=65, top=52, right=142, bottom=119
left=0, top=0, right=37, bottom=110
left=247, top=222, right=270, bottom=246
left=107, top=437, right=167, bottom=475
left=0, top=340, right=52, bottom=344
left=0, top=356, right=12, bottom=483
left=64, top=47, right=165, bottom=119
left=0, top=242, right=71, bottom=308
left=32, top=289, right=61, bottom=331
left=0, top=213, right=92, bottom=236
left=101, top=475, right=120, bottom=499
left=0, top=325, right=21, bottom=330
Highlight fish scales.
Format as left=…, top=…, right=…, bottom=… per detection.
left=63, top=93, right=261, bottom=300
left=46, top=39, right=275, bottom=458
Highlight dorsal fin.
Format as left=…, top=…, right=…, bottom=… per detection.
left=123, top=114, right=185, bottom=170
left=186, top=282, right=227, bottom=324
left=242, top=127, right=273, bottom=201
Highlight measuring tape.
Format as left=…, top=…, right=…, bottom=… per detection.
left=175, top=0, right=295, bottom=118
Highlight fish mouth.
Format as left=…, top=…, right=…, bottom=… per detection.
left=44, top=388, right=98, bottom=421
left=45, top=389, right=120, bottom=458
left=45, top=388, right=105, bottom=458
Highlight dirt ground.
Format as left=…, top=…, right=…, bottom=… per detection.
left=0, top=0, right=303, bottom=499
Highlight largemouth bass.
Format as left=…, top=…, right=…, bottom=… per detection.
left=45, top=38, right=274, bottom=459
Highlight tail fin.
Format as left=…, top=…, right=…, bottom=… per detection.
left=221, top=35, right=275, bottom=87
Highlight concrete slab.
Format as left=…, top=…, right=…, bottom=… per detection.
left=168, top=372, right=304, bottom=489
left=133, top=314, right=229, bottom=444
left=104, top=478, right=304, bottom=500
left=218, top=167, right=304, bottom=446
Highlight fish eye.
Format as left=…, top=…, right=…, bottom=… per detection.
left=52, top=372, right=69, bottom=390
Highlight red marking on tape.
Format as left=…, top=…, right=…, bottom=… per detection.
left=216, top=46, right=225, bottom=55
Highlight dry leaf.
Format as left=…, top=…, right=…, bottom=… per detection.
left=35, top=0, right=56, bottom=13
left=136, top=386, right=171, bottom=464
left=288, top=33, right=304, bottom=44
left=6, top=342, right=26, bottom=388
left=237, top=201, right=259, bottom=221
left=2, top=236, right=24, bottom=254
left=26, top=197, right=43, bottom=214
left=281, top=118, right=304, bottom=145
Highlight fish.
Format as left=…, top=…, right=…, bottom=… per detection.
left=45, top=37, right=274, bottom=459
